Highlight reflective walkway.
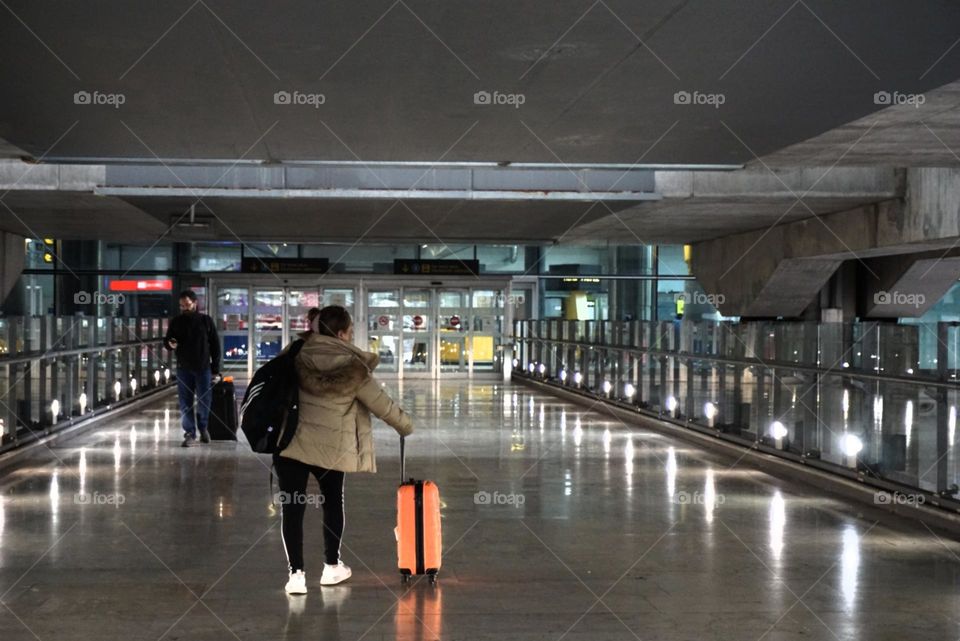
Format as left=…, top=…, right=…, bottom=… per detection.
left=2, top=380, right=960, bottom=640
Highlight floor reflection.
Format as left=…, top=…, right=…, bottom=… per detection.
left=5, top=381, right=960, bottom=640
left=395, top=582, right=443, bottom=641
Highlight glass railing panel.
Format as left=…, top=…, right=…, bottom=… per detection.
left=687, top=358, right=720, bottom=427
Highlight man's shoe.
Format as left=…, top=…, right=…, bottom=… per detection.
left=285, top=570, right=307, bottom=595
left=199, top=430, right=211, bottom=443
left=320, top=562, right=352, bottom=586
left=181, top=435, right=197, bottom=448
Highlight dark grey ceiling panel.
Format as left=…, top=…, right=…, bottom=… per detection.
left=1, top=1, right=959, bottom=164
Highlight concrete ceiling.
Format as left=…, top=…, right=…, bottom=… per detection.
left=2, top=1, right=960, bottom=165
left=0, top=161, right=902, bottom=244
left=116, top=196, right=628, bottom=244
left=0, top=191, right=168, bottom=239
left=761, top=78, right=960, bottom=167
left=2, top=2, right=960, bottom=246
left=564, top=166, right=904, bottom=244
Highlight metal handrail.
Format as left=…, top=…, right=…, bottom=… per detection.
left=513, top=318, right=960, bottom=514
left=519, top=335, right=959, bottom=390
left=1, top=315, right=176, bottom=449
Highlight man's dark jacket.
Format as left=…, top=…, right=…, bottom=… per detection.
left=164, top=311, right=221, bottom=373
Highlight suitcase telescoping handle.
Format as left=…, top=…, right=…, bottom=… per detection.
left=400, top=436, right=406, bottom=484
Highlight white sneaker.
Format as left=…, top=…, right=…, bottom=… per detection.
left=320, top=562, right=352, bottom=585
left=285, top=570, right=307, bottom=595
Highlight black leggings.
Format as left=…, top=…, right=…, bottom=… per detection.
left=274, top=455, right=346, bottom=571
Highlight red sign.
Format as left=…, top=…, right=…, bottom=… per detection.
left=412, top=315, right=424, bottom=328
left=108, top=279, right=173, bottom=292
left=378, top=315, right=389, bottom=327
left=450, top=315, right=461, bottom=327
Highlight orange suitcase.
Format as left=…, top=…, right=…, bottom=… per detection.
left=396, top=437, right=442, bottom=583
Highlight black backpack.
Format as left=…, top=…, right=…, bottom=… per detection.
left=239, top=339, right=305, bottom=453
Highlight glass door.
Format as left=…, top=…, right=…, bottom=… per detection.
left=288, top=288, right=357, bottom=338
left=402, top=288, right=433, bottom=377
left=215, top=281, right=507, bottom=380
left=216, top=287, right=250, bottom=375
left=471, top=289, right=504, bottom=373
left=367, top=289, right=401, bottom=374
left=287, top=288, right=321, bottom=338
left=439, top=289, right=469, bottom=374
left=254, top=288, right=284, bottom=367
left=322, top=288, right=356, bottom=318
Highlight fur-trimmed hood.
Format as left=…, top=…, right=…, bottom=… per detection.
left=294, top=333, right=380, bottom=396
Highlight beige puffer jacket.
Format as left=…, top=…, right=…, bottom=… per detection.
left=278, top=333, right=413, bottom=473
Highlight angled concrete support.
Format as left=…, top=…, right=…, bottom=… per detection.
left=860, top=255, right=960, bottom=318
left=691, top=200, right=899, bottom=317
left=745, top=258, right=844, bottom=318
left=692, top=166, right=960, bottom=318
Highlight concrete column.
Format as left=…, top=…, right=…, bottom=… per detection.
left=0, top=231, right=25, bottom=306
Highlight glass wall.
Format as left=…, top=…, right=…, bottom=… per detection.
left=10, top=240, right=705, bottom=322
left=24, top=238, right=54, bottom=270
left=420, top=244, right=474, bottom=261
left=910, top=280, right=960, bottom=323
left=477, top=245, right=525, bottom=273
left=894, top=279, right=960, bottom=373
left=302, top=244, right=415, bottom=273
left=515, top=318, right=960, bottom=509
left=541, top=245, right=609, bottom=274
left=537, top=245, right=706, bottom=322
left=190, top=243, right=241, bottom=272
left=657, top=245, right=690, bottom=276
left=0, top=315, right=174, bottom=453
left=244, top=243, right=298, bottom=259
left=2, top=274, right=54, bottom=317
left=103, top=244, right=174, bottom=271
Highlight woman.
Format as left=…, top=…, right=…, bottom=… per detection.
left=276, top=305, right=414, bottom=594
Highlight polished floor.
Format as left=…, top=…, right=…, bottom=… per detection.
left=2, top=380, right=960, bottom=640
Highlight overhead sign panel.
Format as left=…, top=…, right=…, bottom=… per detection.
left=241, top=258, right=330, bottom=274
left=395, top=259, right=479, bottom=276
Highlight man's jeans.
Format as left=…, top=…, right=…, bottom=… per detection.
left=176, top=368, right=212, bottom=438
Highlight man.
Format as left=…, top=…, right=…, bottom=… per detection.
left=164, top=290, right=221, bottom=447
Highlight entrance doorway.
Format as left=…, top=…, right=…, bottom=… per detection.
left=364, top=285, right=506, bottom=378
left=209, top=278, right=511, bottom=380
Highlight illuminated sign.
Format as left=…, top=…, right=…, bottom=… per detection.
left=109, top=279, right=173, bottom=292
